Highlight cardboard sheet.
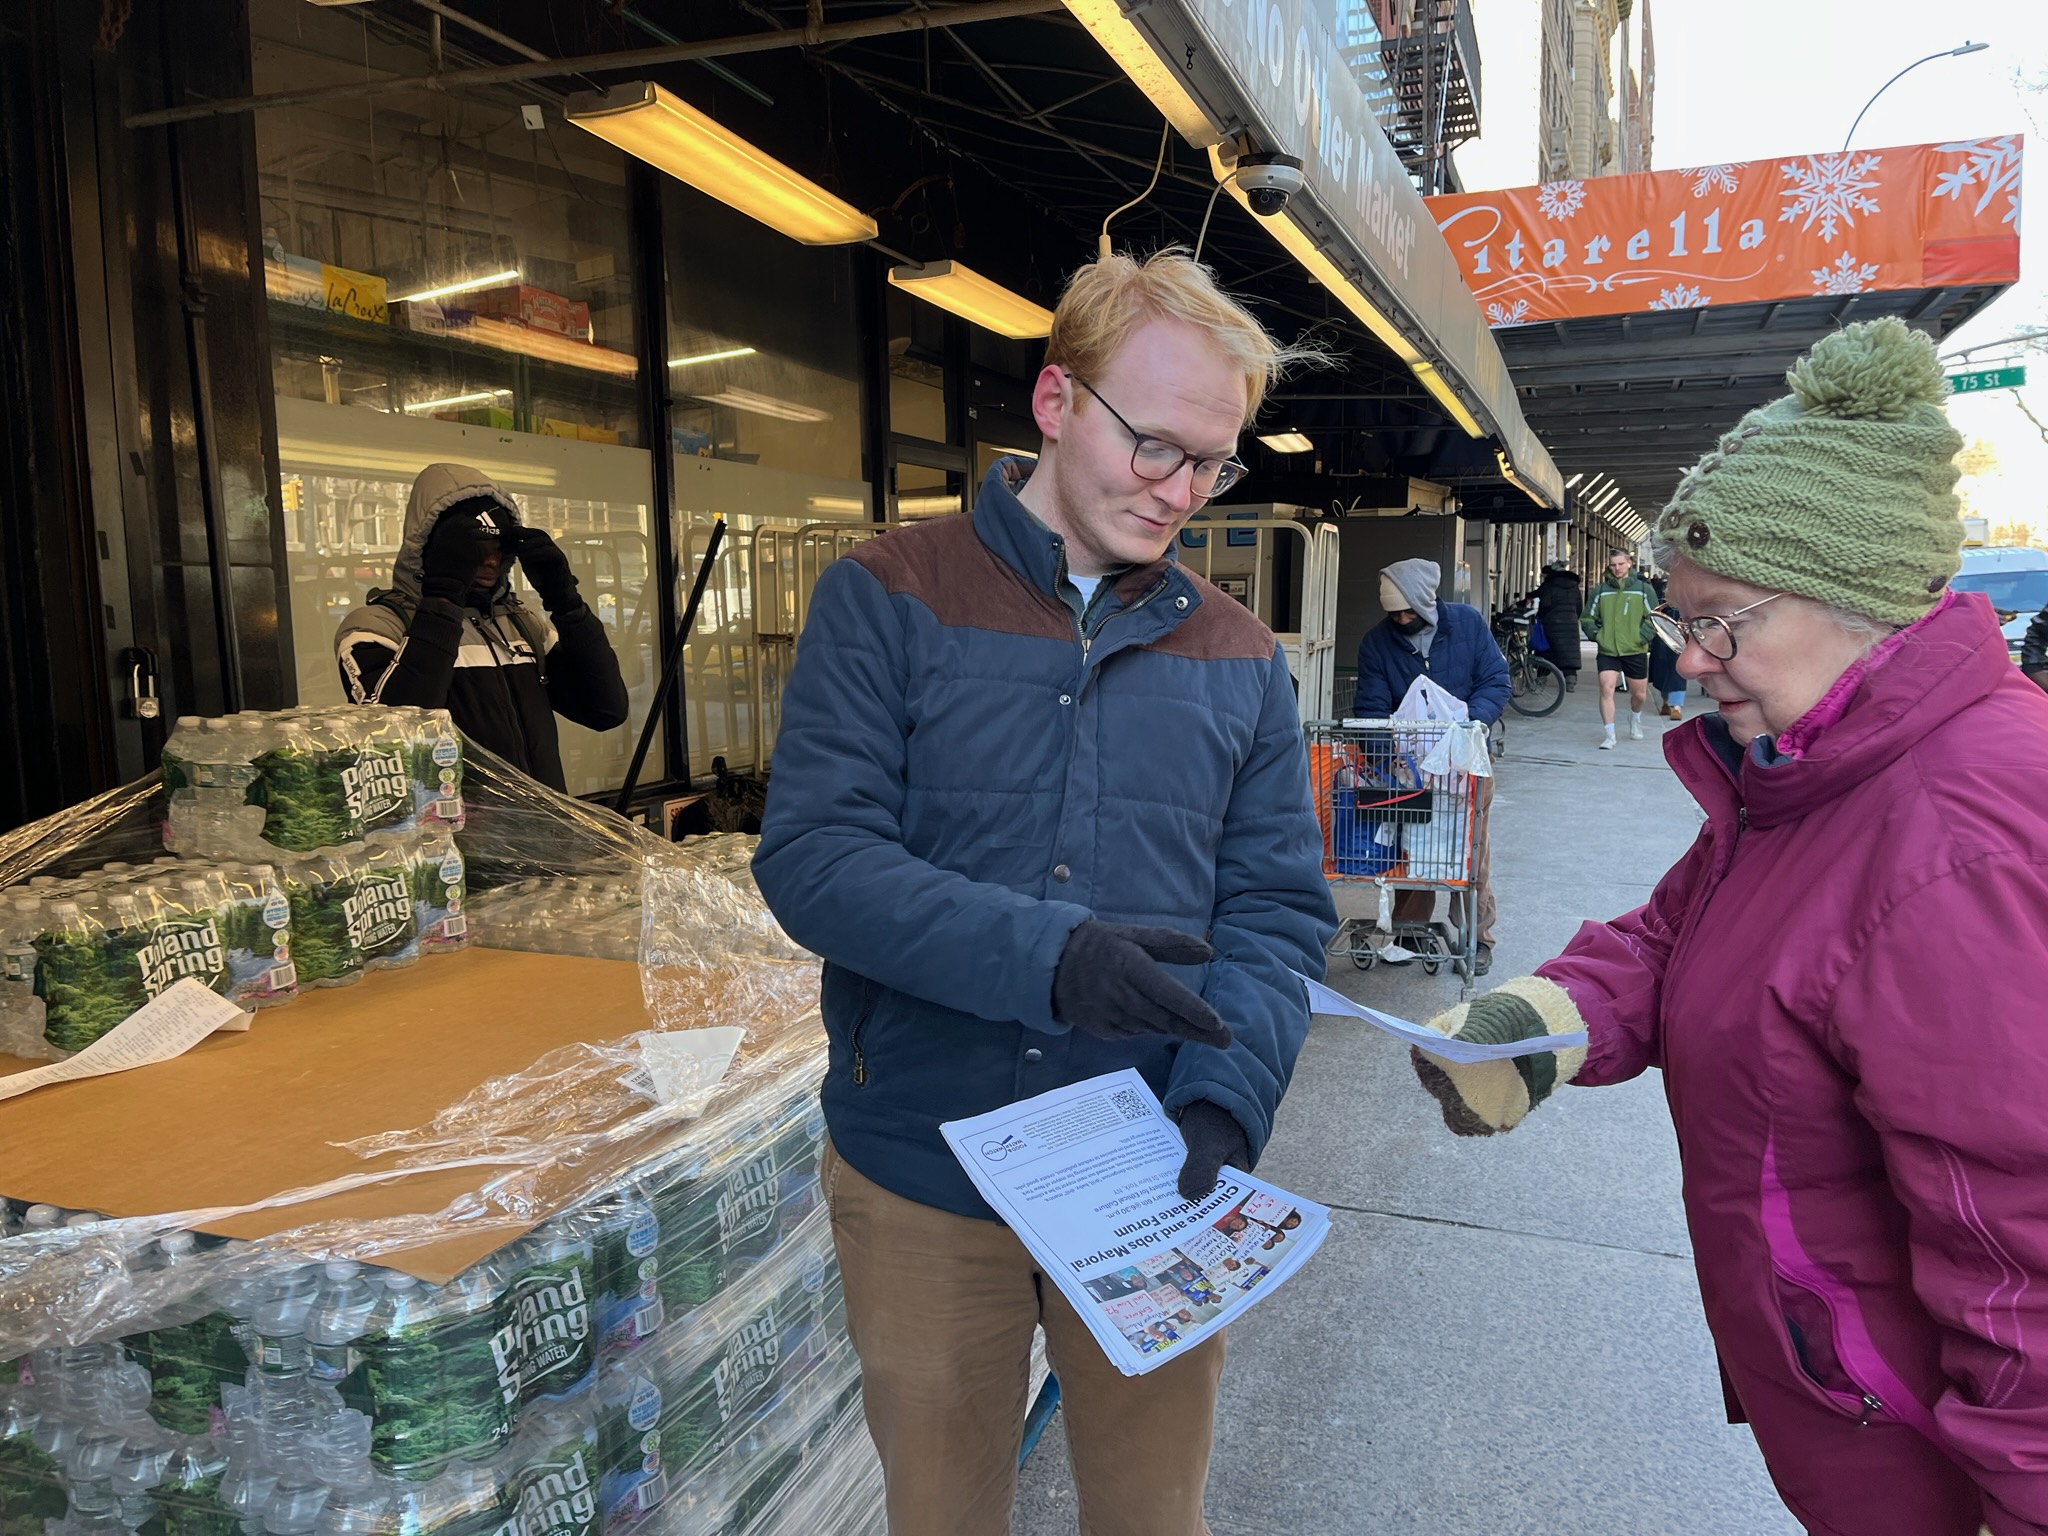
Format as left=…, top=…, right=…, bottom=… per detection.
left=0, top=948, right=657, bottom=1281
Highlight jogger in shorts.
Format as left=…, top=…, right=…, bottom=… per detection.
left=1582, top=550, right=1657, bottom=749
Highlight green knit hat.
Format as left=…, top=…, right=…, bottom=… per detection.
left=1654, top=317, right=1965, bottom=626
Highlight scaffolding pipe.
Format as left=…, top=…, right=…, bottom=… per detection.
left=126, top=0, right=1066, bottom=128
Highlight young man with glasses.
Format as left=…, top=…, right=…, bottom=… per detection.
left=753, top=250, right=1336, bottom=1536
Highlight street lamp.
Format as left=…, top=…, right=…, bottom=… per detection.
left=1844, top=42, right=1988, bottom=150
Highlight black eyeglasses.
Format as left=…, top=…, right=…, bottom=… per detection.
left=1648, top=594, right=1783, bottom=661
left=1068, top=374, right=1248, bottom=498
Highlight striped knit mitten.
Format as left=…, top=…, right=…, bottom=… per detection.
left=1411, top=976, right=1590, bottom=1136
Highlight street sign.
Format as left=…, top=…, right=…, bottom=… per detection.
left=1947, top=365, right=2028, bottom=394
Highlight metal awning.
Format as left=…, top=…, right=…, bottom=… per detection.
left=1073, top=0, right=1562, bottom=507
left=1499, top=281, right=2009, bottom=518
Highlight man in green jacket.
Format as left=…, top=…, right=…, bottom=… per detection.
left=1582, top=550, right=1657, bottom=749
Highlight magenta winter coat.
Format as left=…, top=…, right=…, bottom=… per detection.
left=1540, top=590, right=2048, bottom=1536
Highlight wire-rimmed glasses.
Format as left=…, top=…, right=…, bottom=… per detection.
left=1648, top=593, right=1785, bottom=661
left=1069, top=374, right=1248, bottom=498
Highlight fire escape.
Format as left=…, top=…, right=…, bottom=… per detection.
left=1362, top=0, right=1482, bottom=195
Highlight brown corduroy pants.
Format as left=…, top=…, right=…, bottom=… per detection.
left=822, top=1139, right=1226, bottom=1536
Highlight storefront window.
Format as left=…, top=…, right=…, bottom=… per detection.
left=663, top=185, right=869, bottom=778
left=251, top=0, right=656, bottom=793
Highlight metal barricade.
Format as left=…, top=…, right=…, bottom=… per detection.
left=1176, top=516, right=1340, bottom=722
left=1305, top=718, right=1488, bottom=988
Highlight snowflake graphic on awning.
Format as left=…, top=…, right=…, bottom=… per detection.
left=1930, top=137, right=2022, bottom=226
left=1811, top=252, right=1879, bottom=295
left=1688, top=164, right=1743, bottom=198
left=1647, top=285, right=1709, bottom=311
left=1485, top=299, right=1531, bottom=327
left=1778, top=152, right=1882, bottom=241
left=1536, top=180, right=1587, bottom=219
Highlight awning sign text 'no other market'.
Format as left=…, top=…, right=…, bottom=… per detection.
left=1424, top=138, right=2022, bottom=328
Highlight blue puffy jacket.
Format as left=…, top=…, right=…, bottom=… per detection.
left=753, top=461, right=1337, bottom=1219
left=1351, top=602, right=1510, bottom=723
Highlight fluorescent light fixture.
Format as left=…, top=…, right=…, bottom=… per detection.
left=1062, top=0, right=1219, bottom=144
left=276, top=437, right=559, bottom=489
left=394, top=268, right=522, bottom=304
left=698, top=387, right=832, bottom=423
left=567, top=82, right=877, bottom=245
left=1409, top=361, right=1487, bottom=439
left=1565, top=473, right=1584, bottom=489
left=669, top=346, right=758, bottom=368
left=447, top=314, right=639, bottom=377
left=805, top=495, right=868, bottom=514
left=1206, top=147, right=1490, bottom=443
left=888, top=261, right=1054, bottom=340
left=404, top=389, right=511, bottom=413
left=1256, top=431, right=1315, bottom=454
left=898, top=494, right=962, bottom=517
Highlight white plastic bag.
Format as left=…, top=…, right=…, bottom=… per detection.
left=1392, top=674, right=1468, bottom=724
left=1420, top=720, right=1493, bottom=779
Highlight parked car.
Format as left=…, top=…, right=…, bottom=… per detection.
left=1954, top=544, right=2048, bottom=659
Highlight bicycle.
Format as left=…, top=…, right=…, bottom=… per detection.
left=1494, top=615, right=1566, bottom=718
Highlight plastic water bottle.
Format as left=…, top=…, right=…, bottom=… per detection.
left=415, top=710, right=464, bottom=830
left=36, top=898, right=145, bottom=1057
left=223, top=864, right=297, bottom=1010
left=283, top=855, right=363, bottom=990
left=249, top=1266, right=323, bottom=1378
left=304, top=1264, right=377, bottom=1388
left=411, top=830, right=467, bottom=956
left=508, top=1395, right=599, bottom=1536
left=352, top=842, right=418, bottom=973
left=501, top=1223, right=596, bottom=1407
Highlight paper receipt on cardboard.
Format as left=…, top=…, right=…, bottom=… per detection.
left=0, top=979, right=249, bottom=1103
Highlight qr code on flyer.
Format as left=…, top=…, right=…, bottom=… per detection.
left=1109, top=1088, right=1149, bottom=1122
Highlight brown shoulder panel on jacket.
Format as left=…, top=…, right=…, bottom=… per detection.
left=1143, top=569, right=1279, bottom=662
left=846, top=515, right=1071, bottom=641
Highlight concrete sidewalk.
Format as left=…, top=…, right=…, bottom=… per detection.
left=1011, top=694, right=1802, bottom=1535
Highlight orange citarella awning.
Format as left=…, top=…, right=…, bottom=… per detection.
left=1425, top=137, right=2022, bottom=328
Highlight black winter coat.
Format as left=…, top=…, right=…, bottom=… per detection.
left=334, top=464, right=629, bottom=792
left=1534, top=571, right=1583, bottom=670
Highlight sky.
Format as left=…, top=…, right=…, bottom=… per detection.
left=1455, top=0, right=2048, bottom=538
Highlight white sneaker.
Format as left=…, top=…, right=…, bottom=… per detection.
left=1599, top=733, right=1616, bottom=750
left=1629, top=715, right=1645, bottom=740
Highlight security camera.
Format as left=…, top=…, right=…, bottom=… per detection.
left=1233, top=153, right=1305, bottom=217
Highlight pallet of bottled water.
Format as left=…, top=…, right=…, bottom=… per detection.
left=0, top=1071, right=883, bottom=1536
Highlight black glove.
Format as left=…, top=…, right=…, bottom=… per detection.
left=1175, top=1100, right=1250, bottom=1204
left=512, top=527, right=582, bottom=614
left=420, top=508, right=500, bottom=607
left=1050, top=920, right=1231, bottom=1049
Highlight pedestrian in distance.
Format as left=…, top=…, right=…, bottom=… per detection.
left=1352, top=557, right=1510, bottom=974
left=1534, top=561, right=1584, bottom=690
left=1408, top=319, right=2048, bottom=1536
left=752, top=249, right=1337, bottom=1536
left=333, top=462, right=628, bottom=791
left=1583, top=549, right=1659, bottom=747
left=1646, top=570, right=1689, bottom=719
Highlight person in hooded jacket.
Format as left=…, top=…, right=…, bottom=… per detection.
left=334, top=462, right=630, bottom=792
left=1408, top=319, right=2048, bottom=1536
left=1353, top=558, right=1509, bottom=973
left=1534, top=562, right=1584, bottom=689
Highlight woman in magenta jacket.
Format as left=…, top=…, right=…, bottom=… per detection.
left=1413, top=320, right=2048, bottom=1536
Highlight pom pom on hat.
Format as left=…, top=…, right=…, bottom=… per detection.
left=1786, top=315, right=1949, bottom=422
